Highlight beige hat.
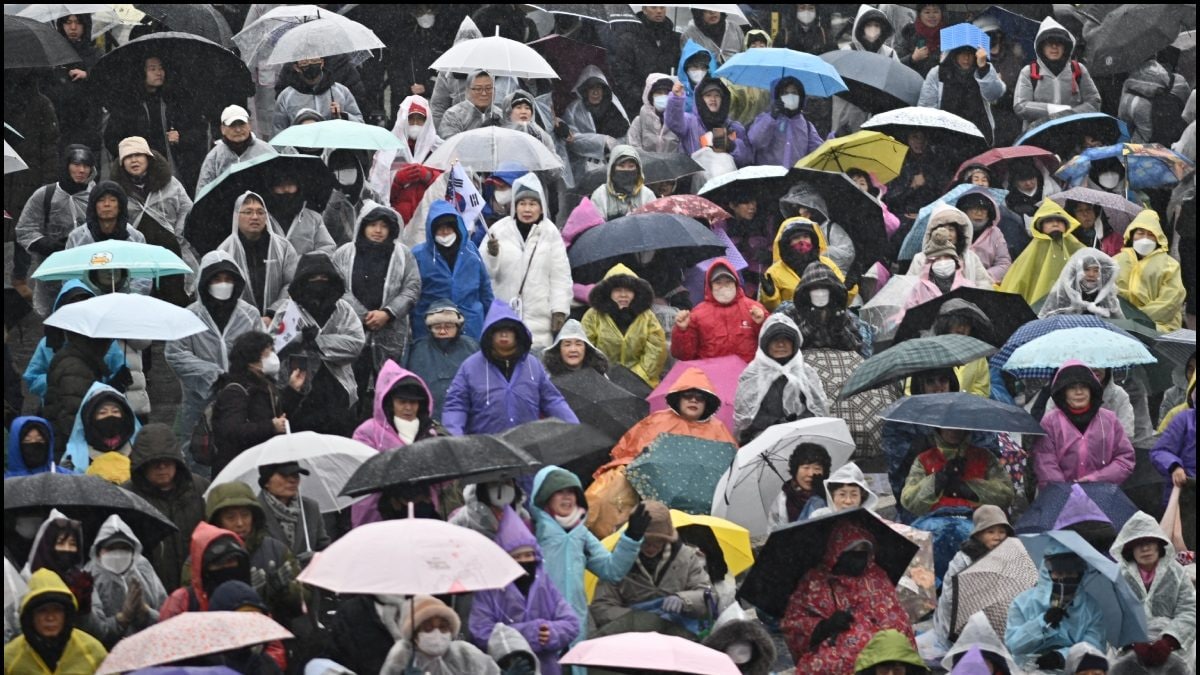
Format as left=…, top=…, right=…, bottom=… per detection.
left=118, top=136, right=152, bottom=162
left=641, top=500, right=678, bottom=542
left=923, top=228, right=961, bottom=263
left=221, top=104, right=250, bottom=126
left=402, top=594, right=461, bottom=640
left=970, top=504, right=1013, bottom=537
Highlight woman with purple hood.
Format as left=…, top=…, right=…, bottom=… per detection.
left=1033, top=360, right=1135, bottom=489
left=746, top=76, right=823, bottom=169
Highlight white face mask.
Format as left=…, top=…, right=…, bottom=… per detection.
left=208, top=281, right=235, bottom=301
left=726, top=641, right=754, bottom=665
left=486, top=482, right=516, bottom=506
left=335, top=168, right=357, bottom=186
left=652, top=94, right=668, bottom=111
left=712, top=285, right=736, bottom=304
left=417, top=629, right=452, bottom=657
left=416, top=13, right=435, bottom=29
left=780, top=93, right=801, bottom=111
left=797, top=10, right=817, bottom=24
left=1018, top=185, right=1038, bottom=197
left=15, top=516, right=42, bottom=540
left=493, top=187, right=512, bottom=205
left=393, top=416, right=421, bottom=443
left=1097, top=171, right=1121, bottom=189
left=406, top=124, right=423, bottom=141
left=261, top=352, right=281, bottom=377
left=435, top=233, right=457, bottom=247
left=1132, top=238, right=1158, bottom=256
left=100, top=549, right=134, bottom=575
left=687, top=68, right=707, bottom=85
left=809, top=288, right=830, bottom=308
left=931, top=259, right=957, bottom=278
left=863, top=25, right=883, bottom=42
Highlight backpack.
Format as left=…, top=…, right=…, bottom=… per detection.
left=189, top=382, right=246, bottom=467
left=1029, top=59, right=1082, bottom=95
left=1148, top=84, right=1187, bottom=145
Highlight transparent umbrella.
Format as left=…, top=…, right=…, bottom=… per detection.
left=430, top=31, right=558, bottom=79
left=237, top=6, right=377, bottom=74
left=425, top=126, right=563, bottom=172
left=264, top=16, right=384, bottom=66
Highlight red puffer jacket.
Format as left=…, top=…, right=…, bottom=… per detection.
left=671, top=258, right=765, bottom=363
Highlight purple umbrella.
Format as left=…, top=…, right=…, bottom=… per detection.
left=1048, top=187, right=1143, bottom=237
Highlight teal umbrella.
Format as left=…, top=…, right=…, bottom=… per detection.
left=838, top=334, right=997, bottom=399
left=270, top=119, right=405, bottom=151
left=31, top=241, right=190, bottom=281
left=627, top=434, right=736, bottom=516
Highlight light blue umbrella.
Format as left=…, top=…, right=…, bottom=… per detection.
left=270, top=119, right=405, bottom=151
left=940, top=23, right=990, bottom=55
left=713, top=47, right=847, bottom=97
left=1020, top=530, right=1148, bottom=648
left=31, top=241, right=190, bottom=281
left=45, top=293, right=206, bottom=340
left=898, top=183, right=1009, bottom=260
left=1002, top=327, right=1156, bottom=373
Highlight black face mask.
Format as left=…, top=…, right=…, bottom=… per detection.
left=21, top=442, right=50, bottom=469
left=92, top=416, right=125, bottom=439
left=831, top=549, right=871, bottom=577
left=519, top=560, right=538, bottom=578
left=300, top=64, right=323, bottom=80
left=267, top=191, right=304, bottom=222
left=612, top=169, right=640, bottom=195
left=1048, top=229, right=1064, bottom=242
left=202, top=565, right=249, bottom=597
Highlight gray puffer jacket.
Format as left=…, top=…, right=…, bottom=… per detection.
left=1013, top=17, right=1102, bottom=131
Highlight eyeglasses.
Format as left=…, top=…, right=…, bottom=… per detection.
left=239, top=209, right=267, bottom=217
left=678, top=392, right=707, bottom=402
left=469, top=86, right=494, bottom=93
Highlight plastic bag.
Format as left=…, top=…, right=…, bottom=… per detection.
left=584, top=466, right=640, bottom=539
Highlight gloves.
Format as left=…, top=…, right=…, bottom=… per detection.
left=624, top=502, right=651, bottom=540
left=250, top=566, right=267, bottom=595
left=487, top=236, right=500, bottom=256
left=759, top=274, right=776, bottom=299
left=267, top=559, right=299, bottom=594
left=118, top=577, right=144, bottom=623
left=934, top=469, right=952, bottom=494
left=1035, top=651, right=1065, bottom=670
left=945, top=478, right=979, bottom=502
left=809, top=611, right=854, bottom=649
left=551, top=312, right=567, bottom=336
left=554, top=120, right=571, bottom=140
left=1134, top=638, right=1178, bottom=667
left=1043, top=606, right=1069, bottom=628
left=296, top=550, right=315, bottom=567
left=660, top=595, right=684, bottom=614
left=501, top=656, right=538, bottom=675
left=62, top=569, right=94, bottom=615
left=109, top=365, right=134, bottom=393
left=301, top=325, right=320, bottom=344
left=1083, top=301, right=1110, bottom=318
left=396, top=163, right=432, bottom=185
left=29, top=236, right=67, bottom=257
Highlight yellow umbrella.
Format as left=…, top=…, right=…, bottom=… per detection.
left=584, top=510, right=753, bottom=601
left=795, top=130, right=908, bottom=184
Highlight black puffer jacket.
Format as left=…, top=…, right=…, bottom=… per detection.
left=44, top=336, right=110, bottom=460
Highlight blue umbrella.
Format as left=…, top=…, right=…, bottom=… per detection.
left=1015, top=113, right=1130, bottom=159
left=31, top=241, right=191, bottom=281
left=1002, top=327, right=1157, bottom=372
left=1020, top=530, right=1148, bottom=648
left=940, top=23, right=990, bottom=55
left=989, top=315, right=1140, bottom=381
left=1055, top=143, right=1194, bottom=190
left=898, top=184, right=1009, bottom=260
left=1015, top=482, right=1139, bottom=535
left=879, top=392, right=1045, bottom=435
left=974, top=6, right=1038, bottom=64
left=713, top=47, right=847, bottom=97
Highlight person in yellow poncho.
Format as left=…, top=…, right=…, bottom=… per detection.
left=581, top=264, right=668, bottom=388
left=999, top=200, right=1084, bottom=305
left=1114, top=209, right=1185, bottom=332
left=758, top=216, right=847, bottom=311
left=4, top=569, right=107, bottom=674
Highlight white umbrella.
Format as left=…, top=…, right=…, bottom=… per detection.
left=264, top=16, right=384, bottom=66
left=425, top=126, right=563, bottom=172
left=44, top=293, right=207, bottom=340
left=429, top=31, right=558, bottom=79
left=13, top=3, right=109, bottom=23
left=206, top=431, right=376, bottom=513
left=862, top=106, right=986, bottom=140
left=4, top=140, right=28, bottom=174
left=629, top=4, right=750, bottom=26
left=235, top=5, right=373, bottom=73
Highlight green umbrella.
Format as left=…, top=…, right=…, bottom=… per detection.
left=270, top=119, right=405, bottom=151
left=838, top=334, right=996, bottom=399
left=626, top=434, right=736, bottom=516
left=31, top=240, right=190, bottom=280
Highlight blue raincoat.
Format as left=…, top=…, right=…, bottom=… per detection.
left=5, top=417, right=68, bottom=477
left=677, top=41, right=719, bottom=114
left=63, top=381, right=143, bottom=473
left=22, top=280, right=125, bottom=403
left=411, top=201, right=494, bottom=341
left=1005, top=538, right=1106, bottom=666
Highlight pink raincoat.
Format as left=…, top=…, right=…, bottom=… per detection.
left=1033, top=360, right=1136, bottom=488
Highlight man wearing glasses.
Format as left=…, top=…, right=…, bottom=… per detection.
left=438, top=69, right=503, bottom=139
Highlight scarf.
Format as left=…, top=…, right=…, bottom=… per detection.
left=1138, top=564, right=1157, bottom=590
left=27, top=629, right=70, bottom=672
left=221, top=135, right=254, bottom=156
left=1064, top=403, right=1100, bottom=434
left=915, top=19, right=943, bottom=52
left=696, top=13, right=726, bottom=45
left=940, top=61, right=991, bottom=144
left=609, top=306, right=638, bottom=334
left=783, top=480, right=815, bottom=522
left=261, top=490, right=301, bottom=548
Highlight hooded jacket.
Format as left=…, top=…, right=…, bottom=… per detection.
left=664, top=76, right=753, bottom=164
left=158, top=522, right=245, bottom=619
left=702, top=613, right=777, bottom=675
left=83, top=514, right=168, bottom=644
left=403, top=299, right=481, bottom=419
left=747, top=77, right=824, bottom=168
left=1038, top=247, right=1124, bottom=320
left=15, top=161, right=95, bottom=317
left=62, top=382, right=141, bottom=476
left=1150, top=375, right=1195, bottom=505
left=197, top=132, right=276, bottom=194
left=1114, top=209, right=1185, bottom=332
left=217, top=191, right=300, bottom=313
left=941, top=609, right=1022, bottom=674
left=626, top=73, right=682, bottom=154
left=1033, top=360, right=1136, bottom=488
left=5, top=417, right=66, bottom=477
left=1014, top=17, right=1102, bottom=131
left=1000, top=200, right=1085, bottom=304
left=502, top=89, right=556, bottom=153
left=958, top=188, right=1012, bottom=283
left=681, top=10, right=744, bottom=64
left=273, top=68, right=363, bottom=137
left=759, top=217, right=846, bottom=311
left=671, top=259, right=765, bottom=363
left=733, top=314, right=828, bottom=440
left=487, top=624, right=542, bottom=675
left=368, top=94, right=444, bottom=202
left=591, top=537, right=713, bottom=629
left=853, top=629, right=925, bottom=674
left=1119, top=58, right=1189, bottom=143
left=676, top=40, right=719, bottom=112
left=1005, top=538, right=1106, bottom=665
left=779, top=182, right=858, bottom=279
left=542, top=318, right=608, bottom=377
left=24, top=282, right=126, bottom=405
left=468, top=509, right=580, bottom=675
left=1110, top=512, right=1196, bottom=650
left=411, top=200, right=494, bottom=340
left=110, top=150, right=195, bottom=276
left=561, top=65, right=630, bottom=176
left=787, top=262, right=865, bottom=355
left=437, top=68, right=504, bottom=139
left=44, top=333, right=113, bottom=462
left=917, top=48, right=1007, bottom=146
left=65, top=181, right=146, bottom=248
left=202, top=482, right=301, bottom=616
left=848, top=6, right=898, bottom=59
left=4, top=568, right=107, bottom=674
left=805, top=462, right=882, bottom=522
left=906, top=204, right=995, bottom=288
left=588, top=145, right=657, bottom=220
left=581, top=264, right=667, bottom=387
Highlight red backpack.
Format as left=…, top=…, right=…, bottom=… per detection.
left=1029, top=59, right=1083, bottom=95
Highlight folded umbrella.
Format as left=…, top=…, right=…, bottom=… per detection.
left=133, top=4, right=233, bottom=48
left=96, top=612, right=293, bottom=675
left=697, top=165, right=790, bottom=207
left=551, top=369, right=649, bottom=442
left=627, top=434, right=737, bottom=515
left=425, top=126, right=563, bottom=172
left=956, top=145, right=1060, bottom=182
left=4, top=140, right=28, bottom=175
left=714, top=47, right=847, bottom=97
left=786, top=167, right=891, bottom=268
left=647, top=356, right=746, bottom=433
left=4, top=13, right=81, bottom=69
left=568, top=212, right=726, bottom=283
left=821, top=51, right=924, bottom=113
left=45, top=293, right=206, bottom=341
left=1047, top=187, right=1143, bottom=238
left=710, top=417, right=855, bottom=537
left=795, top=130, right=908, bottom=184
left=1015, top=112, right=1130, bottom=159
left=1154, top=328, right=1196, bottom=369
left=499, top=419, right=614, bottom=478
left=949, top=538, right=1038, bottom=641
left=898, top=183, right=1011, bottom=261
left=990, top=314, right=1143, bottom=380
left=430, top=32, right=557, bottom=79
left=89, top=32, right=254, bottom=108
left=270, top=119, right=404, bottom=151
left=1002, top=326, right=1156, bottom=373
left=879, top=393, right=1047, bottom=435
left=805, top=348, right=897, bottom=457
left=340, top=434, right=541, bottom=498
left=264, top=15, right=384, bottom=66
left=1056, top=143, right=1195, bottom=190
left=894, top=287, right=1036, bottom=348
left=1015, top=482, right=1139, bottom=535
left=31, top=241, right=190, bottom=281
left=632, top=194, right=731, bottom=225
left=1086, top=4, right=1193, bottom=76
left=839, top=334, right=997, bottom=399
left=561, top=632, right=740, bottom=675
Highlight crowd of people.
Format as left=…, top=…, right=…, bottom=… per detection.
left=3, top=3, right=1197, bottom=675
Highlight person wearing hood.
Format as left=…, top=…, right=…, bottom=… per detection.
left=786, top=262, right=871, bottom=356
left=197, top=105, right=277, bottom=193
left=918, top=42, right=1006, bottom=147
left=775, top=4, right=837, bottom=55
left=733, top=314, right=828, bottom=445
left=272, top=57, right=363, bottom=137
left=588, top=144, right=657, bottom=220
left=746, top=76, right=823, bottom=169
left=832, top=6, right=902, bottom=135
left=411, top=202, right=494, bottom=341
left=940, top=610, right=1022, bottom=675
left=1033, top=360, right=1135, bottom=488
left=1157, top=354, right=1194, bottom=429
left=502, top=89, right=556, bottom=154
left=955, top=190, right=1011, bottom=285
left=1013, top=17, right=1101, bottom=132
left=217, top=191, right=301, bottom=316
left=1039, top=248, right=1124, bottom=320
left=59, top=382, right=141, bottom=478
left=158, top=522, right=252, bottom=620
left=469, top=507, right=580, bottom=675
left=328, top=592, right=416, bottom=675
left=404, top=301, right=480, bottom=418
left=885, top=130, right=951, bottom=229
left=626, top=74, right=682, bottom=154
left=263, top=170, right=336, bottom=260
left=681, top=9, right=744, bottom=64
left=703, top=606, right=777, bottom=675
left=1000, top=200, right=1085, bottom=305
left=442, top=300, right=577, bottom=436
left=781, top=519, right=914, bottom=670
left=486, top=624, right=543, bottom=675
left=438, top=69, right=504, bottom=140
left=780, top=182, right=859, bottom=292
left=759, top=217, right=848, bottom=311
left=429, top=17, right=518, bottom=127
left=19, top=510, right=113, bottom=646
left=1150, top=374, right=1195, bottom=509
left=1066, top=643, right=1110, bottom=675
left=581, top=264, right=667, bottom=387
left=927, top=300, right=993, bottom=398
left=46, top=14, right=102, bottom=152
left=64, top=179, right=146, bottom=249
left=201, top=580, right=287, bottom=673
left=853, top=629, right=928, bottom=675
left=42, top=329, right=117, bottom=460
left=767, top=442, right=833, bottom=529
left=972, top=15, right=1026, bottom=147
left=1064, top=198, right=1123, bottom=256
left=558, top=66, right=631, bottom=181
left=16, top=145, right=97, bottom=317
left=483, top=174, right=572, bottom=350
left=4, top=569, right=107, bottom=674
left=672, top=259, right=766, bottom=363
left=380, top=594, right=500, bottom=675
left=1113, top=210, right=1184, bottom=332
left=23, top=282, right=126, bottom=406
left=900, top=425, right=1014, bottom=517
left=82, top=515, right=167, bottom=645
left=1005, top=539, right=1106, bottom=670
left=543, top=319, right=608, bottom=377
left=1119, top=57, right=1191, bottom=145
left=665, top=77, right=754, bottom=167
left=610, top=8, right=683, bottom=115
left=367, top=95, right=443, bottom=217
left=6, top=417, right=68, bottom=478
left=904, top=227, right=976, bottom=311
left=896, top=4, right=946, bottom=77
left=807, top=462, right=882, bottom=520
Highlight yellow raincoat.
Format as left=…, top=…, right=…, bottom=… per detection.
left=758, top=217, right=848, bottom=311
left=581, top=264, right=668, bottom=387
left=4, top=569, right=107, bottom=674
left=999, top=201, right=1084, bottom=305
left=1114, top=210, right=1185, bottom=332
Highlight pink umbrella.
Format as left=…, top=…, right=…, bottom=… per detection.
left=632, top=194, right=732, bottom=225
left=561, top=632, right=740, bottom=675
left=648, top=356, right=747, bottom=433
left=957, top=145, right=1060, bottom=181
left=296, top=518, right=523, bottom=595
left=97, top=612, right=293, bottom=674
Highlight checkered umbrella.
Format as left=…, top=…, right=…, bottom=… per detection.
left=805, top=349, right=896, bottom=457
left=838, top=335, right=996, bottom=399
left=950, top=538, right=1038, bottom=641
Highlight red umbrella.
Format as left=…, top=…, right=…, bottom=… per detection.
left=632, top=194, right=732, bottom=225
left=957, top=145, right=1060, bottom=183
left=648, top=356, right=747, bottom=434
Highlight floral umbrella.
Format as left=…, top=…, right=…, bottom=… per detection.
left=1055, top=143, right=1195, bottom=190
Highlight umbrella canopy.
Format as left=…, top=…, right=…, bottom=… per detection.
left=44, top=293, right=206, bottom=341
left=795, top=130, right=908, bottom=184
left=627, top=434, right=737, bottom=515
left=568, top=212, right=726, bottom=283
left=956, top=145, right=1060, bottom=181
left=13, top=4, right=112, bottom=24
left=990, top=314, right=1143, bottom=381
left=1020, top=530, right=1148, bottom=647
left=89, top=32, right=254, bottom=108
left=578, top=151, right=705, bottom=195
left=805, top=349, right=896, bottom=457
left=1154, top=328, right=1196, bottom=368
left=270, top=119, right=403, bottom=151
left=861, top=106, right=987, bottom=150
left=631, top=195, right=730, bottom=224
left=786, top=167, right=891, bottom=268
left=4, top=13, right=80, bottom=69
left=4, top=140, right=28, bottom=175
left=425, top=126, right=563, bottom=172
left=714, top=47, right=847, bottom=97
left=561, top=632, right=740, bottom=675
left=31, top=241, right=190, bottom=281
left=498, top=419, right=614, bottom=474
left=297, top=518, right=524, bottom=595
left=940, top=22, right=991, bottom=53
left=264, top=15, right=384, bottom=66
left=897, top=183, right=1010, bottom=261
left=206, top=432, right=375, bottom=513
left=973, top=6, right=1039, bottom=62
left=526, top=4, right=638, bottom=24
left=950, top=537, right=1039, bottom=641
left=647, top=356, right=745, bottom=433
left=527, top=34, right=608, bottom=116
left=1015, top=482, right=1139, bottom=535
left=96, top=612, right=293, bottom=675
left=839, top=335, right=997, bottom=399
left=738, top=508, right=918, bottom=618
left=133, top=4, right=233, bottom=48
left=4, top=473, right=178, bottom=552
left=696, top=165, right=790, bottom=207
left=879, top=393, right=1047, bottom=435
left=629, top=4, right=750, bottom=25
left=1086, top=4, right=1194, bottom=76
left=1047, top=187, right=1144, bottom=237
left=893, top=287, right=1036, bottom=348
left=430, top=32, right=557, bottom=79
left=340, top=435, right=541, bottom=498
left=1056, top=143, right=1195, bottom=190
left=1015, top=112, right=1130, bottom=159
left=236, top=6, right=376, bottom=75
left=1001, top=326, right=1156, bottom=372
left=820, top=50, right=923, bottom=113
left=710, top=417, right=855, bottom=537
left=552, top=369, right=650, bottom=442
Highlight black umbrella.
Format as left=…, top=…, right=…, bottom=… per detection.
left=551, top=369, right=650, bottom=442
left=1015, top=482, right=1139, bottom=535
left=499, top=419, right=615, bottom=480
left=90, top=32, right=254, bottom=110
left=820, top=50, right=923, bottom=113
left=893, top=287, right=1037, bottom=348
left=185, top=153, right=335, bottom=256
left=1086, top=4, right=1194, bottom=76
left=879, top=393, right=1047, bottom=435
left=577, top=152, right=706, bottom=196
left=4, top=14, right=81, bottom=69
left=606, top=364, right=653, bottom=399
left=785, top=167, right=890, bottom=268
left=737, top=508, right=918, bottom=618
left=4, top=473, right=178, bottom=552
left=340, top=435, right=542, bottom=497
left=568, top=212, right=726, bottom=283
left=134, top=4, right=234, bottom=48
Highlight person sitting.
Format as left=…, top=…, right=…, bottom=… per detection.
left=558, top=66, right=630, bottom=184
left=733, top=314, right=827, bottom=445
left=671, top=259, right=766, bottom=363
left=378, top=96, right=443, bottom=225
left=588, top=145, right=657, bottom=220
left=1033, top=360, right=1135, bottom=489
left=256, top=461, right=330, bottom=558
left=216, top=191, right=300, bottom=316
left=64, top=180, right=146, bottom=248
left=264, top=170, right=335, bottom=259
left=931, top=300, right=993, bottom=398
left=808, top=462, right=881, bottom=520
left=23, top=282, right=125, bottom=407
left=759, top=217, right=847, bottom=311
left=203, top=581, right=287, bottom=673
left=626, top=74, right=681, bottom=154
left=958, top=190, right=1012, bottom=285
left=542, top=319, right=608, bottom=377
left=411, top=203, right=494, bottom=341
left=380, top=594, right=500, bottom=675
left=196, top=105, right=276, bottom=193
left=82, top=515, right=167, bottom=646
left=21, top=511, right=104, bottom=643
left=747, top=76, right=823, bottom=169
left=1113, top=210, right=1185, bottom=332
left=853, top=629, right=929, bottom=675
left=1005, top=543, right=1105, bottom=671
left=502, top=89, right=555, bottom=152
left=6, top=417, right=67, bottom=477
left=783, top=261, right=869, bottom=356
left=158, top=522, right=252, bottom=619
left=1150, top=374, right=1195, bottom=511
left=437, top=70, right=503, bottom=140
left=1039, top=249, right=1125, bottom=320
left=61, top=383, right=141, bottom=478
left=940, top=610, right=1022, bottom=674
left=581, top=264, right=667, bottom=388
left=273, top=57, right=363, bottom=137
left=906, top=205, right=994, bottom=289
left=779, top=182, right=857, bottom=285
left=1013, top=17, right=1102, bottom=132
left=768, top=443, right=833, bottom=529
left=682, top=10, right=744, bottom=64
left=665, top=78, right=753, bottom=167
left=1065, top=199, right=1123, bottom=256
left=404, top=301, right=480, bottom=419
left=1001, top=200, right=1085, bottom=305
left=904, top=229, right=976, bottom=312
left=4, top=569, right=107, bottom=673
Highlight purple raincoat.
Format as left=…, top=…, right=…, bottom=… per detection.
left=745, top=78, right=824, bottom=168
left=1150, top=403, right=1195, bottom=505
left=469, top=507, right=581, bottom=675
left=663, top=79, right=754, bottom=166
left=1033, top=361, right=1136, bottom=488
